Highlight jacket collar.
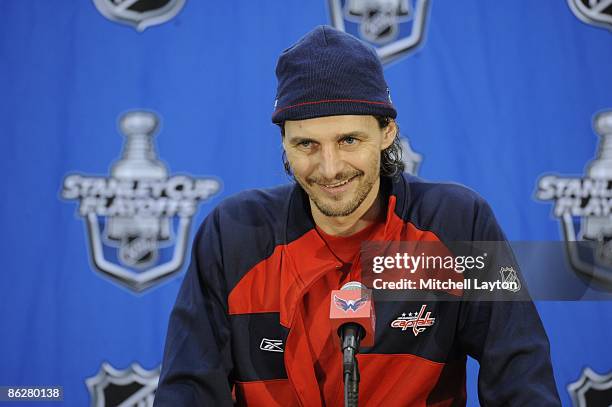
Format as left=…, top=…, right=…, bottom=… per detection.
left=278, top=174, right=409, bottom=328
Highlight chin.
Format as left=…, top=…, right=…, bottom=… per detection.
left=313, top=196, right=362, bottom=217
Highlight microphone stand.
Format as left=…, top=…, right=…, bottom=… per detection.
left=341, top=323, right=362, bottom=407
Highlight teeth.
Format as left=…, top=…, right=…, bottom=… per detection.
left=323, top=178, right=351, bottom=188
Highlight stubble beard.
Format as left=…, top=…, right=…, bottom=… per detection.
left=311, top=173, right=376, bottom=217
left=298, top=163, right=380, bottom=217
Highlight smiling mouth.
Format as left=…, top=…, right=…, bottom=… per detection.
left=315, top=175, right=359, bottom=193
left=321, top=177, right=353, bottom=188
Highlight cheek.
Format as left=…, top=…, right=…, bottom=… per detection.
left=349, top=147, right=381, bottom=169
left=285, top=151, right=314, bottom=177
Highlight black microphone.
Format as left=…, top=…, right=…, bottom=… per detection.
left=329, top=281, right=375, bottom=407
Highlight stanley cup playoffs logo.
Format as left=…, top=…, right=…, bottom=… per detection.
left=536, top=111, right=612, bottom=290
left=62, top=111, right=221, bottom=292
left=327, top=0, right=430, bottom=65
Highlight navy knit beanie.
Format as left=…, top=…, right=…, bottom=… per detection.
left=271, top=25, right=397, bottom=124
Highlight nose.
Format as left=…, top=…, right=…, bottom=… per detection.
left=318, top=144, right=343, bottom=180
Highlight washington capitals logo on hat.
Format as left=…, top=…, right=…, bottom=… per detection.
left=334, top=294, right=369, bottom=312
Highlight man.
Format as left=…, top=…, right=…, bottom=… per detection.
left=154, top=25, right=560, bottom=406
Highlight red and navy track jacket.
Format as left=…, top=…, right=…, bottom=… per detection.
left=154, top=174, right=561, bottom=406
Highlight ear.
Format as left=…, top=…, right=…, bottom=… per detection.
left=381, top=119, right=398, bottom=150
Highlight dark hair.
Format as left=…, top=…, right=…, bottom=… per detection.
left=280, top=115, right=404, bottom=178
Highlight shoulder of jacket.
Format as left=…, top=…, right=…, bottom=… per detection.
left=213, top=184, right=294, bottom=223
left=399, top=174, right=494, bottom=241
left=405, top=174, right=487, bottom=210
left=191, top=184, right=296, bottom=288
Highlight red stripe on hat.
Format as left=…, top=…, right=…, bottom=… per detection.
left=273, top=98, right=392, bottom=115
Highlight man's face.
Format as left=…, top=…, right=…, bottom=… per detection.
left=283, top=115, right=395, bottom=217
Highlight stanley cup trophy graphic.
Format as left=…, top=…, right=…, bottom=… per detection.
left=61, top=110, right=221, bottom=292
left=580, top=112, right=612, bottom=244
left=562, top=111, right=612, bottom=288
left=105, top=111, right=171, bottom=269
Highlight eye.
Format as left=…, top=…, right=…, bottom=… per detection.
left=341, top=136, right=358, bottom=145
left=297, top=140, right=312, bottom=148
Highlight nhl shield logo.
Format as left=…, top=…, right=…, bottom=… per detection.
left=567, top=0, right=612, bottom=31
left=499, top=266, right=521, bottom=293
left=62, top=111, right=221, bottom=292
left=92, top=0, right=186, bottom=32
left=536, top=110, right=612, bottom=290
left=327, top=0, right=430, bottom=65
left=86, top=362, right=160, bottom=407
left=567, top=367, right=612, bottom=407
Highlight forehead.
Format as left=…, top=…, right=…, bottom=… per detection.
left=284, top=115, right=379, bottom=140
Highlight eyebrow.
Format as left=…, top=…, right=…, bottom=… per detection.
left=336, top=131, right=369, bottom=140
left=287, top=131, right=370, bottom=145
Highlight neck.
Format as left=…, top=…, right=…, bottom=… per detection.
left=311, top=178, right=384, bottom=237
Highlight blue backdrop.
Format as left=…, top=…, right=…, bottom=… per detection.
left=1, top=1, right=611, bottom=405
